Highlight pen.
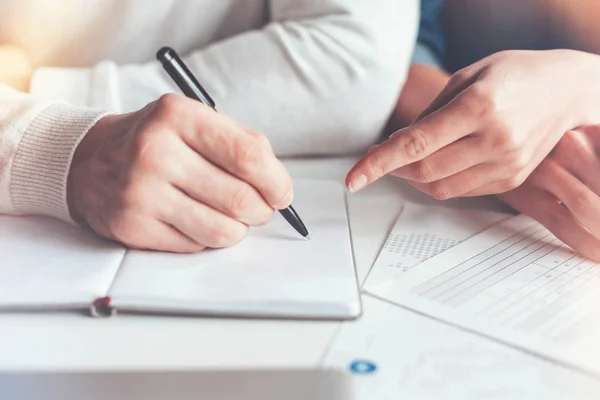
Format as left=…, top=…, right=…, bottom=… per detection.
left=157, top=46, right=310, bottom=240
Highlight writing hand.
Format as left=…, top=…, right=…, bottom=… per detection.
left=68, top=94, right=293, bottom=253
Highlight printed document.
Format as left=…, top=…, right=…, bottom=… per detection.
left=364, top=204, right=508, bottom=288
left=368, top=215, right=600, bottom=377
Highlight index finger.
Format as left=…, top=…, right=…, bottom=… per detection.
left=346, top=90, right=480, bottom=192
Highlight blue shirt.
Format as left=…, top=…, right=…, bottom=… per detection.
left=412, top=0, right=445, bottom=68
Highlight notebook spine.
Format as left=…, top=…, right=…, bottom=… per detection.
left=90, top=296, right=116, bottom=318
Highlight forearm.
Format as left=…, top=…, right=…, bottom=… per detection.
left=31, top=0, right=419, bottom=156
left=385, top=63, right=450, bottom=133
left=397, top=63, right=450, bottom=124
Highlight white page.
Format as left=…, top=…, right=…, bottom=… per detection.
left=323, top=295, right=600, bottom=400
left=364, top=203, right=509, bottom=288
left=108, top=180, right=360, bottom=319
left=368, top=215, right=600, bottom=378
left=0, top=216, right=125, bottom=308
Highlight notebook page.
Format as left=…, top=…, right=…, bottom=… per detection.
left=108, top=180, right=360, bottom=319
left=368, top=215, right=600, bottom=377
left=363, top=203, right=509, bottom=288
left=0, top=216, right=125, bottom=308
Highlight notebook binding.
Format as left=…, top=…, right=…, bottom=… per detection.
left=90, top=296, right=116, bottom=318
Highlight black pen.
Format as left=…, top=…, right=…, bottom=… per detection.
left=157, top=46, right=310, bottom=240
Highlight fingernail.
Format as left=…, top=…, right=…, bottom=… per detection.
left=348, top=175, right=368, bottom=193
left=389, top=128, right=406, bottom=139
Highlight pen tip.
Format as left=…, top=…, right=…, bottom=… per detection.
left=304, top=234, right=311, bottom=241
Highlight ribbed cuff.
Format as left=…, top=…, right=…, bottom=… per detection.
left=10, top=103, right=109, bottom=223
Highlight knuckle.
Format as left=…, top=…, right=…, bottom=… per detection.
left=226, top=183, right=254, bottom=219
left=553, top=130, right=581, bottom=160
left=501, top=173, right=528, bottom=192
left=429, top=182, right=452, bottom=201
left=402, top=128, right=429, bottom=159
left=572, top=190, right=594, bottom=211
left=133, top=133, right=165, bottom=173
left=412, top=160, right=435, bottom=183
left=507, top=151, right=530, bottom=173
left=208, top=224, right=248, bottom=248
left=206, top=228, right=229, bottom=248
left=232, top=137, right=264, bottom=173
left=154, top=93, right=184, bottom=117
left=463, top=83, right=497, bottom=118
left=492, top=129, right=523, bottom=159
left=561, top=130, right=578, bottom=147
left=252, top=132, right=273, bottom=152
left=449, top=68, right=471, bottom=86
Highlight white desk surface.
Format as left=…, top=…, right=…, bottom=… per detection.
left=2, top=157, right=599, bottom=397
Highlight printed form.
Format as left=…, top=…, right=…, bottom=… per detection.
left=368, top=214, right=600, bottom=377
left=363, top=204, right=508, bottom=288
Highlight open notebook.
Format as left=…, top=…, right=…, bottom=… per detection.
left=0, top=180, right=360, bottom=320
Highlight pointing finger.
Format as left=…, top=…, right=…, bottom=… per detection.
left=346, top=88, right=481, bottom=192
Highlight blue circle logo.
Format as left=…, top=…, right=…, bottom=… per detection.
left=349, top=359, right=377, bottom=375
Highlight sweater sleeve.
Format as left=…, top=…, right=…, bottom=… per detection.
left=0, top=85, right=108, bottom=221
left=30, top=0, right=418, bottom=156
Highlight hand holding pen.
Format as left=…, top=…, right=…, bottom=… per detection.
left=67, top=51, right=306, bottom=253
left=157, top=46, right=309, bottom=240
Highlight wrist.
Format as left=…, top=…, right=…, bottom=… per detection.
left=396, top=64, right=450, bottom=124
left=383, top=64, right=450, bottom=135
left=67, top=115, right=115, bottom=223
left=567, top=50, right=600, bottom=126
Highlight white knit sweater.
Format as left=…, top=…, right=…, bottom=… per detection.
left=0, top=0, right=418, bottom=222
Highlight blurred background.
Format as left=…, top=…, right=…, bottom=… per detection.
left=444, top=0, right=600, bottom=71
